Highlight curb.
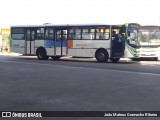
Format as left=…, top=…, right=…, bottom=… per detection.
left=0, top=52, right=21, bottom=56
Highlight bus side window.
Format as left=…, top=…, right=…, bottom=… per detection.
left=90, top=29, right=95, bottom=40
left=96, top=28, right=109, bottom=40
left=62, top=30, right=67, bottom=40
left=56, top=30, right=61, bottom=41
left=75, top=29, right=81, bottom=39
left=68, top=33, right=74, bottom=39
left=37, top=28, right=44, bottom=39
left=63, top=35, right=67, bottom=40
left=75, top=33, right=81, bottom=39
left=45, top=29, right=54, bottom=40
left=99, top=33, right=104, bottom=39
left=82, top=29, right=88, bottom=39
left=57, top=35, right=61, bottom=40
left=96, top=29, right=100, bottom=39
left=68, top=29, right=74, bottom=39
left=45, top=29, right=49, bottom=39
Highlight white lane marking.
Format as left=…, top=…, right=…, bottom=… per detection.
left=139, top=61, right=160, bottom=65
left=0, top=60, right=160, bottom=76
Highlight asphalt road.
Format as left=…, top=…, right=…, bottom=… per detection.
left=0, top=54, right=160, bottom=120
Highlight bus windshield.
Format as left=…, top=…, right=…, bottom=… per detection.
left=138, top=26, right=160, bottom=46
left=127, top=27, right=139, bottom=46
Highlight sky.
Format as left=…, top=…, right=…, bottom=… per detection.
left=0, top=0, right=160, bottom=29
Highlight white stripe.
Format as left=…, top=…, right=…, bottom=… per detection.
left=0, top=60, right=160, bottom=76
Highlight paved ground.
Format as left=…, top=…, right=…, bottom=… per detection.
left=0, top=53, right=160, bottom=120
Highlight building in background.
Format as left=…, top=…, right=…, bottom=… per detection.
left=0, top=28, right=10, bottom=52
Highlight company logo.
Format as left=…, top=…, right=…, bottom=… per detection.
left=2, top=112, right=11, bottom=117
left=1, top=112, right=42, bottom=118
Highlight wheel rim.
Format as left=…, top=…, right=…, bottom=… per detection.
left=39, top=50, right=45, bottom=58
left=98, top=53, right=105, bottom=61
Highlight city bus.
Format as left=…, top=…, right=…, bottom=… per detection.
left=132, top=26, right=160, bottom=60
left=10, top=23, right=142, bottom=63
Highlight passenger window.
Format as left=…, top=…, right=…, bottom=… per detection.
left=37, top=28, right=44, bottom=39
left=96, top=28, right=110, bottom=40
left=45, top=28, right=54, bottom=39
left=82, top=28, right=95, bottom=40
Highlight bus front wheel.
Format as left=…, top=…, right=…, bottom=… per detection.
left=95, top=49, right=108, bottom=63
left=37, top=48, right=49, bottom=60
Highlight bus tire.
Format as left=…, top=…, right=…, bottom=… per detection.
left=51, top=56, right=61, bottom=60
left=37, top=48, right=48, bottom=60
left=95, top=49, right=108, bottom=63
left=110, top=58, right=120, bottom=63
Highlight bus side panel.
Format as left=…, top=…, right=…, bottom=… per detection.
left=35, top=40, right=44, bottom=48
left=68, top=49, right=76, bottom=56
left=76, top=49, right=87, bottom=57
left=86, top=49, right=96, bottom=57
left=35, top=40, right=49, bottom=55
left=86, top=40, right=111, bottom=57
left=72, top=40, right=87, bottom=57
left=72, top=40, right=87, bottom=48
left=67, top=40, right=75, bottom=56
left=62, top=47, right=67, bottom=56
left=45, top=48, right=54, bottom=56
left=67, top=40, right=111, bottom=57
left=44, top=40, right=54, bottom=56
left=67, top=48, right=97, bottom=58
left=11, top=40, right=25, bottom=54
left=86, top=40, right=111, bottom=48
left=55, top=48, right=61, bottom=56
left=55, top=47, right=67, bottom=56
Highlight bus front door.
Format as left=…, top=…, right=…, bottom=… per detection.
left=111, top=33, right=125, bottom=57
left=26, top=29, right=35, bottom=54
left=54, top=29, right=67, bottom=56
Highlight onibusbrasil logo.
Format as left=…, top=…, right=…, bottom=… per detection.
left=1, top=112, right=42, bottom=118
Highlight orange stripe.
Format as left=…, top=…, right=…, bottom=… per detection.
left=67, top=40, right=73, bottom=48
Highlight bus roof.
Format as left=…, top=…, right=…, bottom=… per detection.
left=10, top=23, right=128, bottom=29
left=140, top=25, right=160, bottom=30
left=11, top=24, right=113, bottom=28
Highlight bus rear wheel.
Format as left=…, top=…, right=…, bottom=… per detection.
left=95, top=50, right=108, bottom=63
left=37, top=48, right=49, bottom=60
left=110, top=58, right=120, bottom=63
